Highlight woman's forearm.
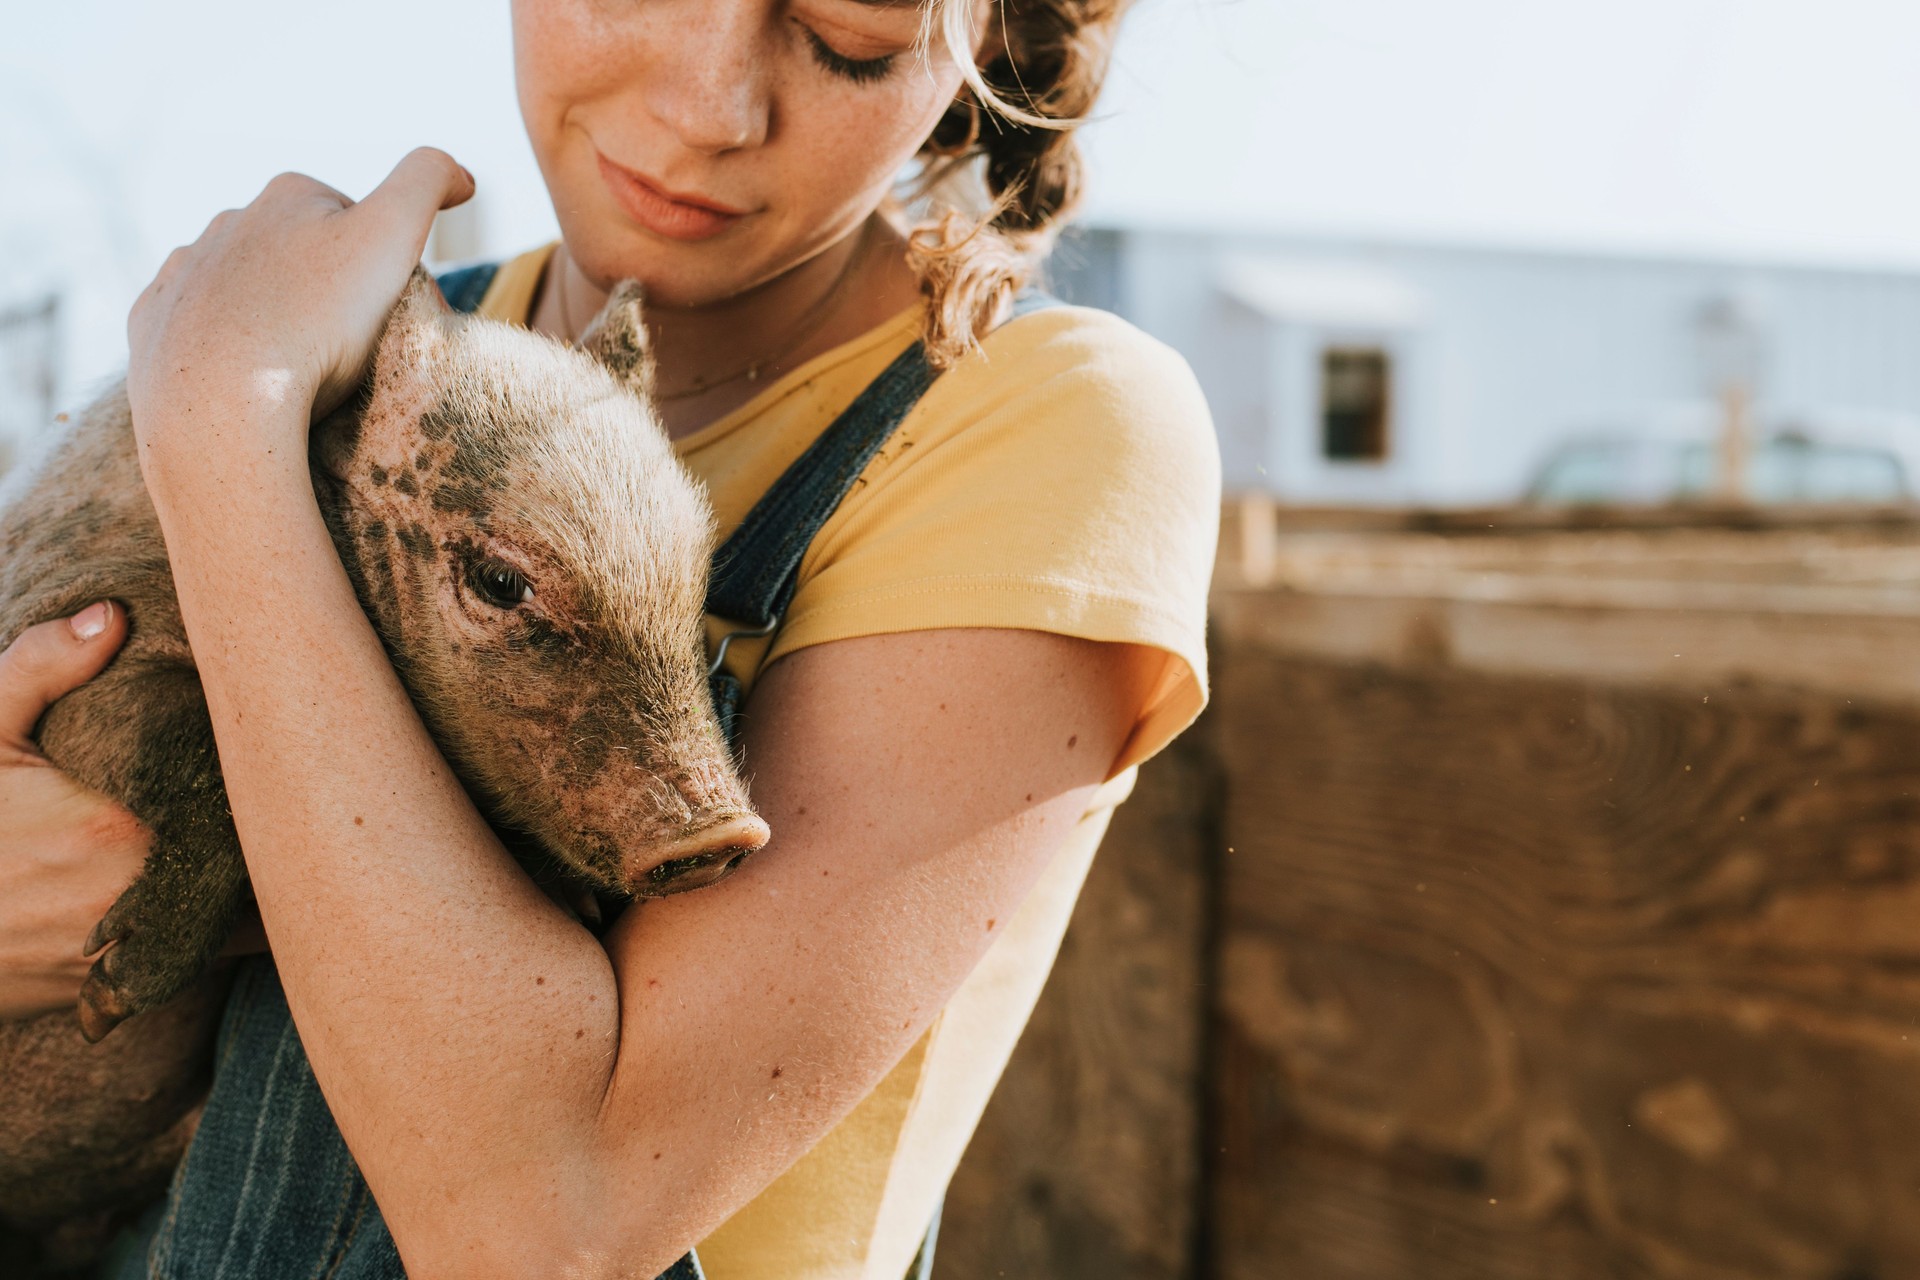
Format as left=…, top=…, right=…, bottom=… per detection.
left=144, top=423, right=632, bottom=1258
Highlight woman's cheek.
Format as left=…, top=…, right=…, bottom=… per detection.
left=513, top=10, right=571, bottom=176
left=513, top=0, right=635, bottom=156
left=801, top=76, right=958, bottom=192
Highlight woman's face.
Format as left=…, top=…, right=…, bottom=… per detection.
left=514, top=0, right=986, bottom=307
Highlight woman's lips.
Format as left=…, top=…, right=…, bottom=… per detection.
left=595, top=153, right=747, bottom=242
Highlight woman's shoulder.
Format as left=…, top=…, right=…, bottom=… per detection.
left=788, top=295, right=1220, bottom=650
left=978, top=302, right=1211, bottom=430
left=901, top=300, right=1220, bottom=498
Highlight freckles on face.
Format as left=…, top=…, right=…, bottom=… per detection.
left=511, top=0, right=979, bottom=302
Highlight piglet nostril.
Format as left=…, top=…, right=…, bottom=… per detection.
left=682, top=812, right=769, bottom=862
left=632, top=813, right=771, bottom=896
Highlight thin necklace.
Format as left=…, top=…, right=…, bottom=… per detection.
left=557, top=226, right=872, bottom=404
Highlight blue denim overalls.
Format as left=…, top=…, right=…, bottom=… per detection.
left=100, top=264, right=1056, bottom=1279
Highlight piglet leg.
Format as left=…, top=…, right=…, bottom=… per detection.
left=75, top=669, right=248, bottom=1042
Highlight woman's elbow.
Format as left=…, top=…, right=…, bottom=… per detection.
left=389, top=1184, right=683, bottom=1280
left=397, top=1231, right=635, bottom=1280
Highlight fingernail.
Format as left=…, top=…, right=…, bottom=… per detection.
left=70, top=602, right=111, bottom=641
left=459, top=165, right=475, bottom=187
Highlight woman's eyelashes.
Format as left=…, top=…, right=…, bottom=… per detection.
left=799, top=25, right=898, bottom=84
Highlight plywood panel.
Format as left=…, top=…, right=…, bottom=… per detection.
left=1210, top=651, right=1920, bottom=1280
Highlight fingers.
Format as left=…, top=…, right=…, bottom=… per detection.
left=0, top=604, right=128, bottom=747
left=354, top=147, right=477, bottom=266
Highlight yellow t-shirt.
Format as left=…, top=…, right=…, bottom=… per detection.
left=476, top=245, right=1219, bottom=1280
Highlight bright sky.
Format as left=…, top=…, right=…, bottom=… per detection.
left=1093, top=0, right=1920, bottom=261
left=9, top=0, right=1920, bottom=397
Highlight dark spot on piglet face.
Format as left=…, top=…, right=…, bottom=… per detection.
left=431, top=478, right=493, bottom=516
left=396, top=522, right=436, bottom=562
left=418, top=402, right=459, bottom=441
left=533, top=626, right=588, bottom=670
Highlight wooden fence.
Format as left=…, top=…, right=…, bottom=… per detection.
left=941, top=503, right=1920, bottom=1280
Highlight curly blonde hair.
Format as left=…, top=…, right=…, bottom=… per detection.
left=901, top=0, right=1132, bottom=368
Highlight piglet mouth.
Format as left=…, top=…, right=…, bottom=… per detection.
left=632, top=812, right=772, bottom=896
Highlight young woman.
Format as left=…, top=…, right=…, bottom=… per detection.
left=0, top=0, right=1217, bottom=1275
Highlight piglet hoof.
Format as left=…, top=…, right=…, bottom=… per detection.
left=81, top=909, right=122, bottom=960
left=75, top=903, right=155, bottom=1042
left=76, top=966, right=134, bottom=1043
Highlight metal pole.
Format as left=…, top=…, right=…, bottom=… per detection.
left=1716, top=380, right=1750, bottom=502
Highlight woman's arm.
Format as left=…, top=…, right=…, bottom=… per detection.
left=133, top=153, right=1158, bottom=1279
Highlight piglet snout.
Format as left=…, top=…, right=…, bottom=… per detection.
left=633, top=812, right=772, bottom=896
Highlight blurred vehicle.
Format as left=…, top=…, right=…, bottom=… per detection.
left=1525, top=408, right=1920, bottom=505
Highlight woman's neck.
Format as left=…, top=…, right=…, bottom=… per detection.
left=529, top=218, right=925, bottom=439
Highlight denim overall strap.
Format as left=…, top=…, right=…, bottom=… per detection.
left=434, top=261, right=499, bottom=315
left=705, top=287, right=1061, bottom=742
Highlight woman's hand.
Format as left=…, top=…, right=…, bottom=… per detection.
left=125, top=147, right=474, bottom=488
left=0, top=604, right=151, bottom=1021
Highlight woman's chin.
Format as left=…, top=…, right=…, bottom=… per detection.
left=561, top=227, right=780, bottom=311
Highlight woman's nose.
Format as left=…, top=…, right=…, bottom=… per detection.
left=641, top=0, right=771, bottom=154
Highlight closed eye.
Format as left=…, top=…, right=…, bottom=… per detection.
left=799, top=25, right=897, bottom=84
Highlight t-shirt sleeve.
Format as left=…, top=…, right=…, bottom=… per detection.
left=764, top=306, right=1221, bottom=775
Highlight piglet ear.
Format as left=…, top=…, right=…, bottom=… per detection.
left=580, top=280, right=654, bottom=397
left=370, top=266, right=453, bottom=385
left=338, top=267, right=453, bottom=480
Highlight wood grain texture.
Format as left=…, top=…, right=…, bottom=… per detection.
left=940, top=515, right=1920, bottom=1280
left=1213, top=526, right=1920, bottom=710
left=1210, top=647, right=1920, bottom=1280
left=938, top=733, right=1217, bottom=1280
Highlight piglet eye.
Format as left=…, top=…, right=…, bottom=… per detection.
left=469, top=560, right=535, bottom=609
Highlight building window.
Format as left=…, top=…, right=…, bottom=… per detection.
left=1321, top=347, right=1392, bottom=462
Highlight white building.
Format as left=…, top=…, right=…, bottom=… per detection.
left=0, top=297, right=59, bottom=475
left=1049, top=226, right=1920, bottom=505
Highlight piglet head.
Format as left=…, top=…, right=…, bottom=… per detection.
left=317, top=269, right=768, bottom=897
